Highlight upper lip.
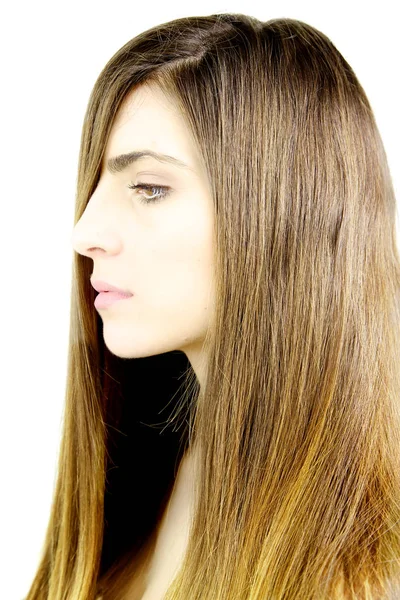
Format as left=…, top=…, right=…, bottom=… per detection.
left=91, top=279, right=133, bottom=296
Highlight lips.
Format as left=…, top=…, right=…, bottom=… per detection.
left=91, top=279, right=133, bottom=296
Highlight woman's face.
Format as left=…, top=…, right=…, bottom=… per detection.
left=71, top=83, right=215, bottom=377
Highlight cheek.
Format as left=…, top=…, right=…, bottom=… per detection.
left=150, top=214, right=214, bottom=309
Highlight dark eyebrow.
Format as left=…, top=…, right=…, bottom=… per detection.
left=105, top=149, right=192, bottom=174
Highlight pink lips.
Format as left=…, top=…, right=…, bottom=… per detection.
left=91, top=279, right=133, bottom=309
left=91, top=279, right=133, bottom=295
left=94, top=291, right=133, bottom=309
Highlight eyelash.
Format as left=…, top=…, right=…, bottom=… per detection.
left=127, top=182, right=172, bottom=205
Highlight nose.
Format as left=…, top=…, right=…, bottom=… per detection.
left=71, top=223, right=122, bottom=259
left=71, top=220, right=102, bottom=256
left=70, top=182, right=124, bottom=258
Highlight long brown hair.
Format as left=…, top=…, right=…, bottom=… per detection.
left=25, top=13, right=400, bottom=599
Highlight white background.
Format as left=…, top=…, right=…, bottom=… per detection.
left=1, top=2, right=398, bottom=599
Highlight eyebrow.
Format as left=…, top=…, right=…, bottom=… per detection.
left=105, top=149, right=192, bottom=174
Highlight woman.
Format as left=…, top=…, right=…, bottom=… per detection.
left=25, top=12, right=400, bottom=599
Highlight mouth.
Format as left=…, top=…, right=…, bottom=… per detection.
left=94, top=290, right=133, bottom=309
left=91, top=279, right=133, bottom=296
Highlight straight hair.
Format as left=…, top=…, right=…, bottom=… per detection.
left=26, top=13, right=400, bottom=599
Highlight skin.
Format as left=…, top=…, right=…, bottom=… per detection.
left=71, top=83, right=215, bottom=390
left=71, top=84, right=212, bottom=594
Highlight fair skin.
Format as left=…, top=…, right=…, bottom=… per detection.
left=71, top=83, right=213, bottom=597
left=71, top=82, right=214, bottom=389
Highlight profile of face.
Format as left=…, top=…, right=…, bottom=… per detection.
left=71, top=84, right=215, bottom=376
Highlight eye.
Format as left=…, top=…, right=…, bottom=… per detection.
left=127, top=182, right=172, bottom=205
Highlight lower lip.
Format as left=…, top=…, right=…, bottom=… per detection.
left=94, top=291, right=133, bottom=309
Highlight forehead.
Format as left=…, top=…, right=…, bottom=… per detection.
left=101, top=83, right=209, bottom=184
left=114, top=84, right=178, bottom=128
left=105, top=84, right=195, bottom=161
